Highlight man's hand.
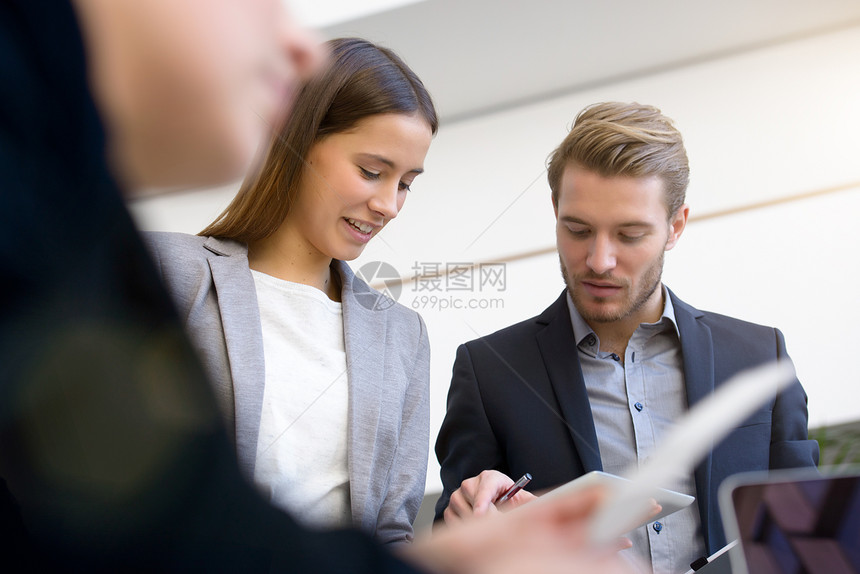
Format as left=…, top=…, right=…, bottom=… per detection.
left=443, top=470, right=537, bottom=524
left=407, top=485, right=640, bottom=574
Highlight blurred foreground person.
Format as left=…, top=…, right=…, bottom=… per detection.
left=0, top=0, right=639, bottom=572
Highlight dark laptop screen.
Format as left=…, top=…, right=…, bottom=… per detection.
left=728, top=472, right=860, bottom=573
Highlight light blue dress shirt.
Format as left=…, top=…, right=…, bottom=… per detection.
left=567, top=286, right=705, bottom=574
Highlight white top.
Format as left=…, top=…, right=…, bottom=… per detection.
left=251, top=270, right=351, bottom=529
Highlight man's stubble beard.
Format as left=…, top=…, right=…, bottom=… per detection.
left=559, top=250, right=664, bottom=325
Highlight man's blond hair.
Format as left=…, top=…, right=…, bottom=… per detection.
left=547, top=102, right=689, bottom=217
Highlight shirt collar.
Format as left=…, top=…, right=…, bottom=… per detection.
left=565, top=284, right=681, bottom=347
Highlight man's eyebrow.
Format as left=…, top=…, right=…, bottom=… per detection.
left=559, top=215, right=654, bottom=228
left=357, top=153, right=424, bottom=174
left=559, top=215, right=587, bottom=225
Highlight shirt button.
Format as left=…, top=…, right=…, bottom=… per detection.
left=586, top=334, right=596, bottom=346
left=610, top=353, right=620, bottom=361
left=653, top=521, right=663, bottom=533
left=634, top=402, right=644, bottom=412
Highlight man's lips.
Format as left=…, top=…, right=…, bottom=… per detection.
left=580, top=280, right=623, bottom=298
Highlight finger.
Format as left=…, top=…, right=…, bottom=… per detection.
left=496, top=489, right=538, bottom=511
left=472, top=492, right=501, bottom=517
left=474, top=471, right=517, bottom=514
left=442, top=504, right=463, bottom=525
left=543, top=484, right=608, bottom=521
left=612, top=536, right=633, bottom=552
left=456, top=475, right=485, bottom=506
left=446, top=489, right=474, bottom=521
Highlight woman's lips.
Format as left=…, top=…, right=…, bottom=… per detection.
left=343, top=217, right=374, bottom=243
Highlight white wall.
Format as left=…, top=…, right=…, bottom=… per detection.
left=131, top=25, right=860, bottom=493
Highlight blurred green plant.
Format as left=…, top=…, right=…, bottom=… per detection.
left=810, top=420, right=860, bottom=469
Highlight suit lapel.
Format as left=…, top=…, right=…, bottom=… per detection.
left=671, top=290, right=717, bottom=551
left=338, top=261, right=386, bottom=530
left=204, top=237, right=266, bottom=478
left=535, top=293, right=603, bottom=473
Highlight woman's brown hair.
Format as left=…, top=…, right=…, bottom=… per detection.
left=200, top=37, right=438, bottom=242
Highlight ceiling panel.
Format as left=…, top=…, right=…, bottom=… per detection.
left=321, top=0, right=860, bottom=123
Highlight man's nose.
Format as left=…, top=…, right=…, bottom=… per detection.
left=586, top=235, right=616, bottom=275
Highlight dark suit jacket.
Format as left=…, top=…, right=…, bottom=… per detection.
left=435, top=289, right=819, bottom=553
left=0, top=1, right=419, bottom=571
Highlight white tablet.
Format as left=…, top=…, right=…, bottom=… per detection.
left=511, top=362, right=795, bottom=547
left=537, top=470, right=695, bottom=525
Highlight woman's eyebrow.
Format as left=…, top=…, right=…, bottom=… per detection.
left=357, top=153, right=424, bottom=174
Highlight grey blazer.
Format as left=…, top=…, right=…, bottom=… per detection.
left=144, top=232, right=430, bottom=545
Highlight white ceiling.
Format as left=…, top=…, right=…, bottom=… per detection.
left=289, top=0, right=426, bottom=28
left=320, top=0, right=860, bottom=124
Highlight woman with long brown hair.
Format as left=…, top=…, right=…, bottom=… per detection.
left=146, top=37, right=437, bottom=545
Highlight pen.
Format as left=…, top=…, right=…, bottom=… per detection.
left=495, top=473, right=532, bottom=504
